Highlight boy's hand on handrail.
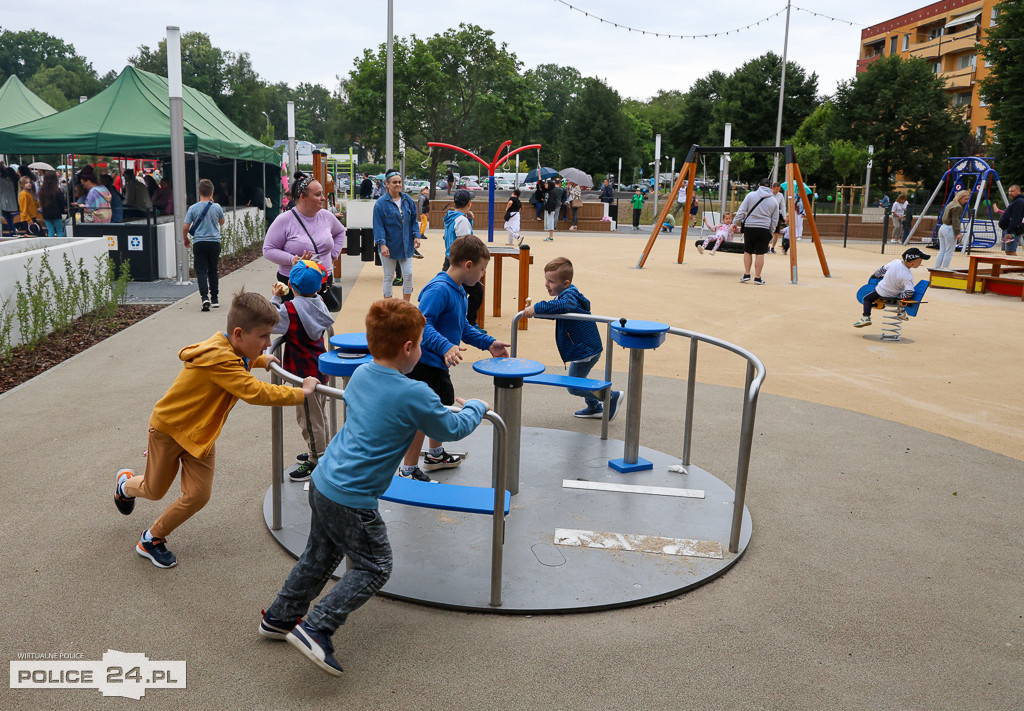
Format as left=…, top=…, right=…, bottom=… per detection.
left=456, top=396, right=491, bottom=411
left=300, top=376, right=319, bottom=395
left=489, top=341, right=511, bottom=358
left=522, top=305, right=535, bottom=318
left=444, top=345, right=466, bottom=367
left=263, top=354, right=280, bottom=370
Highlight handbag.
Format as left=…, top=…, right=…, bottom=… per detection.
left=739, top=195, right=770, bottom=235
left=291, top=209, right=343, bottom=312
left=571, top=198, right=582, bottom=209
left=189, top=201, right=214, bottom=237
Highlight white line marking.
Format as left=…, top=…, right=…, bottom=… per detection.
left=562, top=479, right=705, bottom=499
left=554, top=528, right=723, bottom=559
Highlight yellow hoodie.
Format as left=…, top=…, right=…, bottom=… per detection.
left=150, top=331, right=305, bottom=459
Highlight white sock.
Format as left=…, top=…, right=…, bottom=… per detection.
left=117, top=478, right=127, bottom=498
left=429, top=447, right=444, bottom=457
left=401, top=465, right=417, bottom=474
left=142, top=529, right=154, bottom=542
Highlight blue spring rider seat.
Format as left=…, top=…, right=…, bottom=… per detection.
left=855, top=278, right=929, bottom=341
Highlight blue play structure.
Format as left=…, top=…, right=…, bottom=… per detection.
left=904, top=157, right=1011, bottom=253
left=856, top=278, right=930, bottom=341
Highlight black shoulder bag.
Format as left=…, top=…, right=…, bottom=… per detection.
left=291, top=209, right=343, bottom=312
left=739, top=195, right=770, bottom=234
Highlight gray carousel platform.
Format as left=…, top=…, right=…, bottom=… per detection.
left=263, top=425, right=752, bottom=614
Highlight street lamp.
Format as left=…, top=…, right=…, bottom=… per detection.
left=261, top=111, right=270, bottom=132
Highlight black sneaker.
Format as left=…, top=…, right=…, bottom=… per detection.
left=136, top=533, right=177, bottom=568
left=413, top=249, right=424, bottom=259
left=422, top=450, right=464, bottom=471
left=259, top=610, right=297, bottom=640
left=753, top=277, right=765, bottom=285
left=398, top=467, right=438, bottom=483
left=739, top=274, right=751, bottom=283
left=608, top=391, right=624, bottom=422
left=286, top=620, right=344, bottom=676
left=114, top=469, right=135, bottom=515
left=201, top=299, right=211, bottom=312
left=290, top=460, right=316, bottom=482
left=211, top=299, right=220, bottom=308
left=296, top=453, right=309, bottom=463
left=392, top=276, right=403, bottom=287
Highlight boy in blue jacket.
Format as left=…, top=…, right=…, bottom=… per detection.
left=523, top=257, right=623, bottom=420
left=259, top=299, right=490, bottom=676
left=400, top=234, right=511, bottom=481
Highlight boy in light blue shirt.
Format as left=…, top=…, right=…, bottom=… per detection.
left=259, top=298, right=489, bottom=677
left=183, top=178, right=225, bottom=311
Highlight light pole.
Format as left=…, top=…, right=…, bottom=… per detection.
left=385, top=0, right=394, bottom=170
left=261, top=111, right=270, bottom=130
left=771, top=0, right=792, bottom=182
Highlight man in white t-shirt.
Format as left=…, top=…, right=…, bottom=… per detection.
left=854, top=248, right=929, bottom=328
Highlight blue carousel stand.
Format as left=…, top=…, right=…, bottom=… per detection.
left=472, top=357, right=545, bottom=495
left=608, top=319, right=670, bottom=473
left=327, top=331, right=369, bottom=354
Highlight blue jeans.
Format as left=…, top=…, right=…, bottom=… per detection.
left=45, top=218, right=66, bottom=237
left=267, top=482, right=393, bottom=635
left=568, top=353, right=602, bottom=409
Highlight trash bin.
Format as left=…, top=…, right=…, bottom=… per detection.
left=72, top=221, right=159, bottom=282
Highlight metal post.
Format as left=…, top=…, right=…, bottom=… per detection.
left=287, top=101, right=296, bottom=181
left=770, top=0, right=792, bottom=182
left=486, top=412, right=508, bottom=607
left=385, top=0, right=394, bottom=170
left=653, top=133, right=661, bottom=219
left=843, top=194, right=851, bottom=248
left=721, top=124, right=732, bottom=217
left=270, top=367, right=284, bottom=531
left=681, top=339, right=698, bottom=468
left=232, top=159, right=237, bottom=215
left=864, top=145, right=874, bottom=209
left=601, top=322, right=613, bottom=441
left=167, top=27, right=189, bottom=286
left=491, top=381, right=523, bottom=496
left=193, top=152, right=199, bottom=202
left=623, top=348, right=645, bottom=464
left=730, top=362, right=759, bottom=553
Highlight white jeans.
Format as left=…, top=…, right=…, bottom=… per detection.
left=504, top=212, right=521, bottom=242
left=935, top=224, right=956, bottom=269
left=381, top=255, right=413, bottom=297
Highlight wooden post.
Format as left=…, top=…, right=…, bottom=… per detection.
left=675, top=161, right=698, bottom=263
left=517, top=245, right=530, bottom=331
left=793, top=163, right=830, bottom=278
left=638, top=160, right=696, bottom=268
left=786, top=162, right=797, bottom=284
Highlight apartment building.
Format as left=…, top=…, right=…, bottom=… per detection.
left=858, top=0, right=1000, bottom=142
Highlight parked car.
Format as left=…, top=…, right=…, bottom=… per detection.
left=481, top=177, right=515, bottom=191
left=458, top=177, right=484, bottom=190
left=403, top=179, right=429, bottom=194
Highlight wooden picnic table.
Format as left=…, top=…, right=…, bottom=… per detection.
left=965, top=254, right=1024, bottom=297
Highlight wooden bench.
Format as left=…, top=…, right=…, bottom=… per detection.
left=523, top=373, right=612, bottom=391
left=977, top=275, right=1024, bottom=300
left=381, top=475, right=511, bottom=515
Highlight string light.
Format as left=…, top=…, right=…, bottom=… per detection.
left=551, top=1, right=865, bottom=39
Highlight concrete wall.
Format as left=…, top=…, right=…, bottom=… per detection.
left=0, top=236, right=109, bottom=346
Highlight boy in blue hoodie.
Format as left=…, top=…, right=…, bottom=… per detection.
left=442, top=189, right=484, bottom=328
left=523, top=257, right=623, bottom=420
left=259, top=299, right=490, bottom=676
left=400, top=234, right=511, bottom=481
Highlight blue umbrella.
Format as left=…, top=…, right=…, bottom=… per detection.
left=525, top=166, right=559, bottom=183
left=780, top=180, right=813, bottom=195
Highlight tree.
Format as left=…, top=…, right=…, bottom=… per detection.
left=0, top=27, right=105, bottom=105
left=829, top=55, right=961, bottom=192
left=342, top=24, right=542, bottom=197
left=560, top=77, right=634, bottom=178
left=666, top=71, right=727, bottom=152
left=979, top=2, right=1024, bottom=179
left=829, top=139, right=867, bottom=183
left=523, top=63, right=581, bottom=160
left=789, top=103, right=834, bottom=181
left=130, top=32, right=227, bottom=102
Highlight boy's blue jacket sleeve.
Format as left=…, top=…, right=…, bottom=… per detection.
left=533, top=292, right=575, bottom=315
left=419, top=283, right=457, bottom=357
left=419, top=399, right=488, bottom=443
left=461, top=322, right=495, bottom=351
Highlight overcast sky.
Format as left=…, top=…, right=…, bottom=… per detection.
left=5, top=1, right=925, bottom=100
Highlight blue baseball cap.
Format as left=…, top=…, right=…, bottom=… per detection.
left=289, top=259, right=327, bottom=296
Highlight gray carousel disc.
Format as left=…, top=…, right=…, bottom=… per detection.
left=264, top=426, right=752, bottom=613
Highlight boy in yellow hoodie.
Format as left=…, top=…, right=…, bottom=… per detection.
left=114, top=289, right=320, bottom=568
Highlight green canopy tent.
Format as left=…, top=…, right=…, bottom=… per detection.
left=0, top=75, right=57, bottom=130
left=0, top=66, right=280, bottom=212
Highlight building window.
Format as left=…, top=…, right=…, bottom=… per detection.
left=957, top=53, right=976, bottom=70
left=954, top=92, right=972, bottom=107
left=928, top=26, right=944, bottom=40
left=990, top=7, right=999, bottom=26
left=979, top=95, right=987, bottom=108
left=902, top=34, right=910, bottom=51
left=890, top=37, right=899, bottom=54
left=976, top=126, right=986, bottom=141
left=931, top=62, right=942, bottom=74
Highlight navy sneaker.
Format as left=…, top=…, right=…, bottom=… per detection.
left=608, top=391, right=624, bottom=422
left=259, top=610, right=297, bottom=640
left=289, top=460, right=315, bottom=482
left=398, top=467, right=438, bottom=483
left=136, top=533, right=177, bottom=568
left=114, top=469, right=135, bottom=515
left=574, top=404, right=603, bottom=419
left=286, top=620, right=343, bottom=676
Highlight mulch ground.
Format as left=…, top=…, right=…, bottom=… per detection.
left=1, top=243, right=265, bottom=395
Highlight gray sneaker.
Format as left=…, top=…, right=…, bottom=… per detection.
left=398, top=467, right=438, bottom=483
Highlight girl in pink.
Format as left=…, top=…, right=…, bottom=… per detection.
left=697, top=212, right=734, bottom=255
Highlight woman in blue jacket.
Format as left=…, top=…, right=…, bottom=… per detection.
left=372, top=170, right=420, bottom=301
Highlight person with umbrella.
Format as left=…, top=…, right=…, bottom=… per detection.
left=530, top=181, right=546, bottom=222
left=543, top=178, right=564, bottom=241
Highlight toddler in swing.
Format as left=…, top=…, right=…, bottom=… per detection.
left=697, top=212, right=735, bottom=255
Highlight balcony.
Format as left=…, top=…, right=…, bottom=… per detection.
left=943, top=66, right=975, bottom=90
left=907, top=25, right=978, bottom=61
left=856, top=54, right=882, bottom=73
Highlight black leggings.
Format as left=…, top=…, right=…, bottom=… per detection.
left=192, top=240, right=221, bottom=301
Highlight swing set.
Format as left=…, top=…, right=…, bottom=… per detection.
left=903, top=156, right=1010, bottom=253
left=637, top=144, right=831, bottom=284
